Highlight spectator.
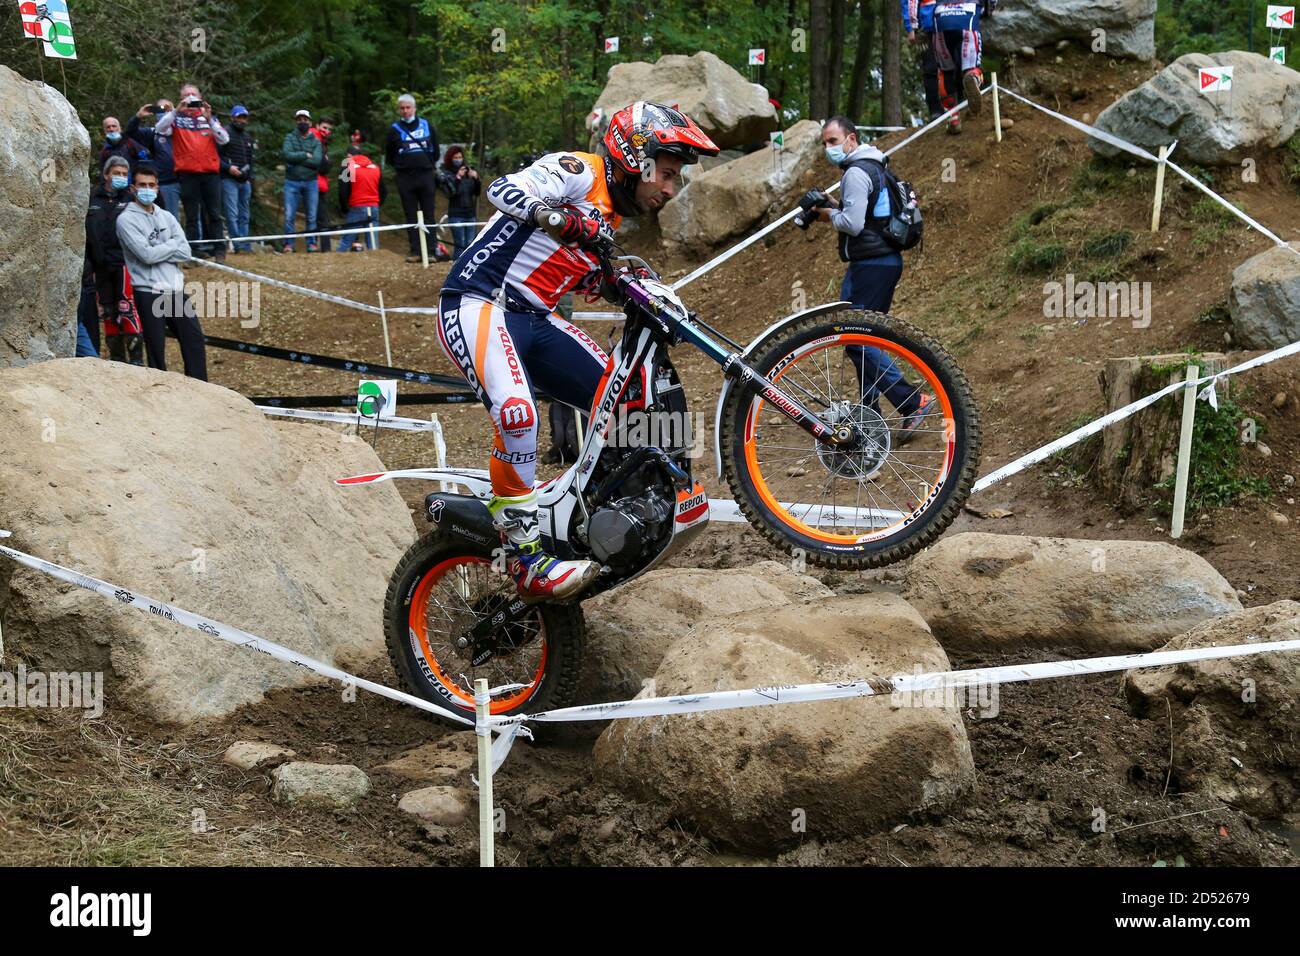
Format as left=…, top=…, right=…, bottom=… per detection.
left=220, top=105, right=257, bottom=253
left=155, top=89, right=229, bottom=259
left=126, top=99, right=180, bottom=216
left=310, top=118, right=336, bottom=252
left=437, top=144, right=481, bottom=261
left=115, top=165, right=208, bottom=380
left=337, top=146, right=386, bottom=252
left=384, top=93, right=440, bottom=262
left=85, top=155, right=144, bottom=365
left=800, top=117, right=930, bottom=438
left=349, top=128, right=365, bottom=150
left=281, top=109, right=324, bottom=253
left=901, top=2, right=943, bottom=119
left=98, top=116, right=151, bottom=179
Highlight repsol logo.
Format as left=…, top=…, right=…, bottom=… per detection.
left=457, top=219, right=519, bottom=280
left=592, top=365, right=630, bottom=437
left=440, top=313, right=483, bottom=396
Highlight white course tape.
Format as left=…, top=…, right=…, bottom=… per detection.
left=185, top=256, right=382, bottom=313
left=998, top=86, right=1299, bottom=259
left=973, top=336, right=1300, bottom=493
left=0, top=532, right=473, bottom=727
left=191, top=221, right=421, bottom=246
left=257, top=405, right=442, bottom=432
left=490, top=635, right=1300, bottom=733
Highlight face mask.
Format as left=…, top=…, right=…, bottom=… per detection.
left=106, top=131, right=122, bottom=144
left=451, top=158, right=464, bottom=168
left=825, top=144, right=846, bottom=165
left=297, top=122, right=311, bottom=133
left=135, top=188, right=158, bottom=206
left=110, top=175, right=129, bottom=191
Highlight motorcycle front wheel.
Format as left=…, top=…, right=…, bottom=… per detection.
left=719, top=307, right=980, bottom=569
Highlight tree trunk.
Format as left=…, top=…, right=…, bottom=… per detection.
left=809, top=0, right=831, bottom=119
left=880, top=0, right=902, bottom=126
left=827, top=0, right=847, bottom=115
left=847, top=0, right=876, bottom=122
left=1097, top=353, right=1228, bottom=511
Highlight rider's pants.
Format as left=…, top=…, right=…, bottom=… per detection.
left=437, top=291, right=608, bottom=498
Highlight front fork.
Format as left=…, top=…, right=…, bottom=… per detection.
left=721, top=353, right=859, bottom=448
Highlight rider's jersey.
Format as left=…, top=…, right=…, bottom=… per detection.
left=440, top=150, right=622, bottom=314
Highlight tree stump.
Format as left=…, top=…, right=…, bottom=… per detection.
left=1097, top=352, right=1228, bottom=511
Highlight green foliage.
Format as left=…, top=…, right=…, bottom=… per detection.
left=1156, top=0, right=1295, bottom=67
left=1008, top=236, right=1066, bottom=274
left=1154, top=397, right=1270, bottom=513
left=1082, top=229, right=1133, bottom=259
left=1284, top=133, right=1300, bottom=185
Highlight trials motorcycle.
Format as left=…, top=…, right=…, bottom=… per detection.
left=338, top=217, right=980, bottom=721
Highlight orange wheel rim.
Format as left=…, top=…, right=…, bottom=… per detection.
left=409, top=556, right=546, bottom=713
left=742, top=333, right=956, bottom=545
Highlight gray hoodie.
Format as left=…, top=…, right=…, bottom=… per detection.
left=115, top=200, right=191, bottom=293
left=828, top=142, right=889, bottom=238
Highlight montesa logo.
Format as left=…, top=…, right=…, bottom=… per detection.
left=198, top=622, right=219, bottom=636
left=457, top=219, right=519, bottom=280
left=113, top=589, right=134, bottom=604
left=499, top=397, right=536, bottom=434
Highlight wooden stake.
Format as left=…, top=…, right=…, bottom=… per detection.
left=992, top=72, right=1002, bottom=143
left=417, top=209, right=430, bottom=268
left=1151, top=144, right=1170, bottom=233
left=475, top=679, right=494, bottom=867
left=1170, top=364, right=1199, bottom=539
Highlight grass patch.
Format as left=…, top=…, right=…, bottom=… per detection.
left=1154, top=396, right=1270, bottom=513
left=1008, top=236, right=1066, bottom=274
left=1286, top=133, right=1300, bottom=185
left=1082, top=229, right=1133, bottom=259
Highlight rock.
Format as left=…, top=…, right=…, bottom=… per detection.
left=1255, top=442, right=1273, bottom=458
left=659, top=120, right=823, bottom=252
left=1122, top=601, right=1300, bottom=816
left=579, top=561, right=834, bottom=704
left=1272, top=392, right=1289, bottom=410
left=376, top=737, right=475, bottom=783
left=593, top=593, right=975, bottom=852
left=1020, top=46, right=1037, bottom=58
left=1228, top=243, right=1300, bottom=349
left=902, top=533, right=1242, bottom=653
left=0, top=65, right=91, bottom=369
left=987, top=0, right=1155, bottom=60
left=222, top=741, right=297, bottom=771
left=271, top=762, right=371, bottom=810
left=1090, top=52, right=1300, bottom=165
left=589, top=51, right=777, bottom=151
left=398, top=786, right=472, bottom=831
left=0, top=359, right=414, bottom=723
left=1269, top=512, right=1289, bottom=526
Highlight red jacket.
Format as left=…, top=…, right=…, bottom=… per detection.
left=310, top=127, right=331, bottom=193
left=170, top=108, right=222, bottom=174
left=342, top=155, right=382, bottom=207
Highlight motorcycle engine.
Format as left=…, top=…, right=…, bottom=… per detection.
left=587, top=490, right=674, bottom=571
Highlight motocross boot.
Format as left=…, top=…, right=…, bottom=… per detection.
left=489, top=492, right=600, bottom=602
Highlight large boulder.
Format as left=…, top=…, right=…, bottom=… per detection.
left=579, top=561, right=833, bottom=704
left=658, top=120, right=823, bottom=252
left=986, top=0, right=1156, bottom=60
left=1228, top=242, right=1300, bottom=349
left=589, top=51, right=777, bottom=151
left=0, top=65, right=90, bottom=369
left=0, top=359, right=414, bottom=723
left=1090, top=52, right=1300, bottom=165
left=593, top=593, right=975, bottom=852
left=1123, top=601, right=1300, bottom=816
left=902, top=533, right=1242, bottom=653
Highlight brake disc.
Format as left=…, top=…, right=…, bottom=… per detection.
left=816, top=401, right=892, bottom=481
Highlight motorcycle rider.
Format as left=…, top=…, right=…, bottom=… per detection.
left=933, top=0, right=994, bottom=134
left=437, top=101, right=718, bottom=601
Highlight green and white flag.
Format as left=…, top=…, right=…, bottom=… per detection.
left=357, top=380, right=397, bottom=418
left=1265, top=5, right=1295, bottom=28
left=24, top=0, right=77, bottom=59
left=1271, top=46, right=1288, bottom=63
left=770, top=130, right=784, bottom=150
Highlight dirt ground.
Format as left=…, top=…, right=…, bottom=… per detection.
left=3, top=49, right=1298, bottom=866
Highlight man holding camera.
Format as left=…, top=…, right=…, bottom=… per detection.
left=797, top=117, right=931, bottom=439
left=126, top=99, right=180, bottom=216
left=155, top=88, right=229, bottom=260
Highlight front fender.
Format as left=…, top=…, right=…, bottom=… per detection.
left=712, top=301, right=852, bottom=478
